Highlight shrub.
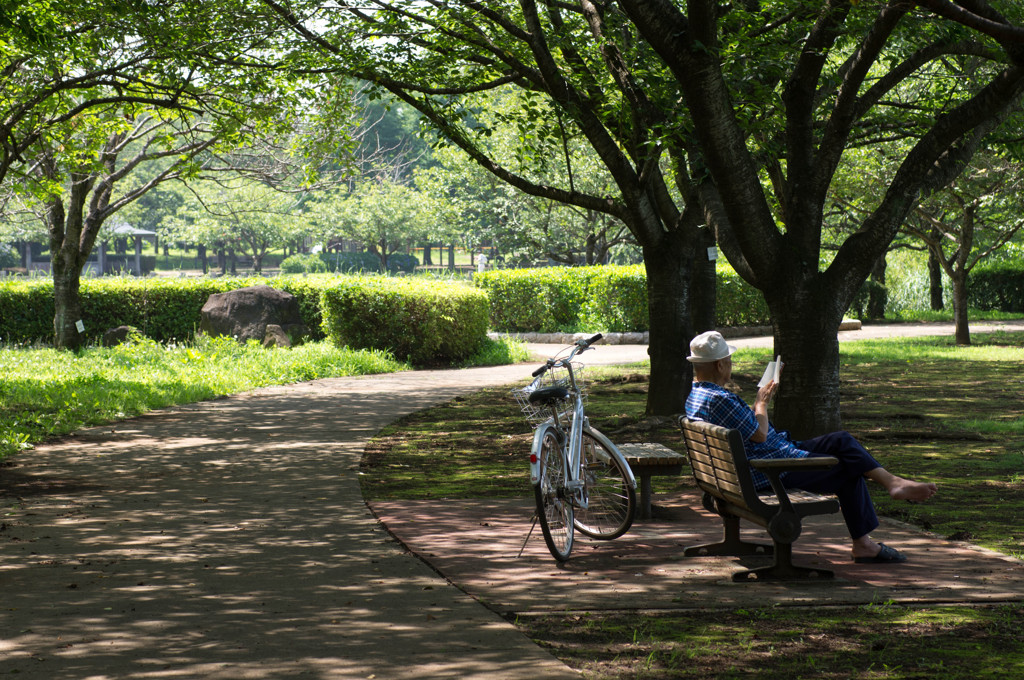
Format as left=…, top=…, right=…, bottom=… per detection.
left=579, top=265, right=648, bottom=332
left=317, top=251, right=419, bottom=274
left=715, top=267, right=772, bottom=327
left=477, top=264, right=771, bottom=333
left=386, top=253, right=419, bottom=274
left=321, top=276, right=488, bottom=365
left=474, top=268, right=559, bottom=332
left=474, top=267, right=595, bottom=332
left=280, top=253, right=330, bottom=274
left=968, top=261, right=1024, bottom=312
left=0, top=276, right=340, bottom=345
left=324, top=251, right=380, bottom=273
left=0, top=279, right=55, bottom=343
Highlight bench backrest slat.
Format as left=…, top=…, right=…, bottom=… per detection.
left=680, top=417, right=764, bottom=513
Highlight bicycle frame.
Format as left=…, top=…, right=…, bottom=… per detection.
left=520, top=334, right=638, bottom=561
left=526, top=339, right=635, bottom=502
left=529, top=378, right=589, bottom=507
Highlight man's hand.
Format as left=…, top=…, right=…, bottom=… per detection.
left=750, top=380, right=778, bottom=443
left=756, top=379, right=779, bottom=407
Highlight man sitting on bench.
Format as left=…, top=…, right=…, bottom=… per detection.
left=684, top=330, right=937, bottom=564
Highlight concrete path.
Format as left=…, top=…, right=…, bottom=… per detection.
left=2, top=321, right=1023, bottom=678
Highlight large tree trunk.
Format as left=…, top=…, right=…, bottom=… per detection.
left=952, top=274, right=971, bottom=345
left=867, top=256, right=887, bottom=320
left=769, top=287, right=847, bottom=439
left=951, top=207, right=974, bottom=346
left=643, top=231, right=697, bottom=416
left=690, top=227, right=717, bottom=333
left=52, top=253, right=85, bottom=350
left=929, top=229, right=944, bottom=310
left=46, top=171, right=98, bottom=351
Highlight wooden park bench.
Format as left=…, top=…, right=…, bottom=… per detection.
left=678, top=417, right=841, bottom=581
left=617, top=443, right=687, bottom=520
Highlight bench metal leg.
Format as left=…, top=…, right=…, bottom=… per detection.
left=683, top=515, right=773, bottom=557
left=639, top=473, right=652, bottom=519
left=732, top=542, right=834, bottom=582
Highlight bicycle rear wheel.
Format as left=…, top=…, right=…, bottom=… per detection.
left=533, top=428, right=574, bottom=561
left=573, top=430, right=636, bottom=540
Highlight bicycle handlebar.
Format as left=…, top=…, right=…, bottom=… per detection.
left=530, top=333, right=604, bottom=377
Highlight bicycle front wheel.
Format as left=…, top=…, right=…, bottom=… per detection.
left=573, top=430, right=636, bottom=540
left=533, top=427, right=574, bottom=561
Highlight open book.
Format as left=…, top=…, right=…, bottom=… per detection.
left=757, top=355, right=783, bottom=387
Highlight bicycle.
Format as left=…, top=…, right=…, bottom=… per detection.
left=513, top=333, right=637, bottom=562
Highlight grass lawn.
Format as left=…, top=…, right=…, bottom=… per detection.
left=362, top=329, right=1024, bottom=679
left=0, top=334, right=529, bottom=461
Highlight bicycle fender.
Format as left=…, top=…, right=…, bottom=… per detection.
left=530, top=423, right=560, bottom=485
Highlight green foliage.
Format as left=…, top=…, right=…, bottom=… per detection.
left=0, top=244, right=19, bottom=269
left=312, top=251, right=419, bottom=274
left=458, top=335, right=533, bottom=368
left=968, top=261, right=1024, bottom=312
left=273, top=274, right=346, bottom=340
left=385, top=253, right=419, bottom=274
left=321, top=250, right=381, bottom=273
left=0, top=336, right=406, bottom=461
left=0, top=280, right=55, bottom=343
left=579, top=265, right=648, bottom=332
left=0, top=276, right=342, bottom=345
left=474, top=267, right=595, bottom=332
left=476, top=265, right=770, bottom=333
left=280, top=253, right=331, bottom=274
left=321, top=276, right=489, bottom=365
left=713, top=266, right=771, bottom=327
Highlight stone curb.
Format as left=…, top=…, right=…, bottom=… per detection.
left=489, top=320, right=862, bottom=345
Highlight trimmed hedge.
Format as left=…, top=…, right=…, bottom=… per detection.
left=714, top=268, right=772, bottom=327
left=321, top=276, right=489, bottom=365
left=475, top=264, right=770, bottom=333
left=579, top=266, right=648, bottom=332
left=968, top=261, right=1024, bottom=312
left=0, top=275, right=347, bottom=345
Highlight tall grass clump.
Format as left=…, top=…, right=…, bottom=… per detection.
left=459, top=335, right=533, bottom=367
left=883, top=249, right=948, bottom=316
left=0, top=335, right=407, bottom=460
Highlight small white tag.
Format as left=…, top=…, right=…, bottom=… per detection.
left=707, top=247, right=718, bottom=261
left=75, top=320, right=85, bottom=333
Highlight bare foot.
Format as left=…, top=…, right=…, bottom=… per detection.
left=888, top=478, right=937, bottom=502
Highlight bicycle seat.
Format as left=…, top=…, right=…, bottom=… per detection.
left=528, top=386, right=570, bottom=405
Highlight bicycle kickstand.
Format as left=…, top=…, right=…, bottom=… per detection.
left=517, top=513, right=539, bottom=558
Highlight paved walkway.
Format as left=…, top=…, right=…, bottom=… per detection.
left=2, top=321, right=1023, bottom=678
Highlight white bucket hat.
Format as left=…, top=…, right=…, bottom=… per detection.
left=686, top=330, right=737, bottom=363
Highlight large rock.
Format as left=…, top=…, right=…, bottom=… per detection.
left=102, top=325, right=140, bottom=347
left=199, top=286, right=308, bottom=346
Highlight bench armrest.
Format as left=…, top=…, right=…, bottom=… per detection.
left=749, top=456, right=838, bottom=472
left=749, top=456, right=838, bottom=513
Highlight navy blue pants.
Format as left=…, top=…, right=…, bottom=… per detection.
left=781, top=431, right=882, bottom=540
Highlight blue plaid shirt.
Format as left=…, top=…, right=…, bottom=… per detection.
left=685, top=381, right=808, bottom=490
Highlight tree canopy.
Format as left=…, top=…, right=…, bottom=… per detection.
left=254, top=0, right=1024, bottom=434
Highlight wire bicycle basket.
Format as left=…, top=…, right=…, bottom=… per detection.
left=512, top=362, right=587, bottom=426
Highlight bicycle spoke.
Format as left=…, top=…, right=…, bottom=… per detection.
left=534, top=429, right=573, bottom=561
left=573, top=431, right=636, bottom=540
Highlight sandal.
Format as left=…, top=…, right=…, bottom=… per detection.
left=854, top=543, right=907, bottom=564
